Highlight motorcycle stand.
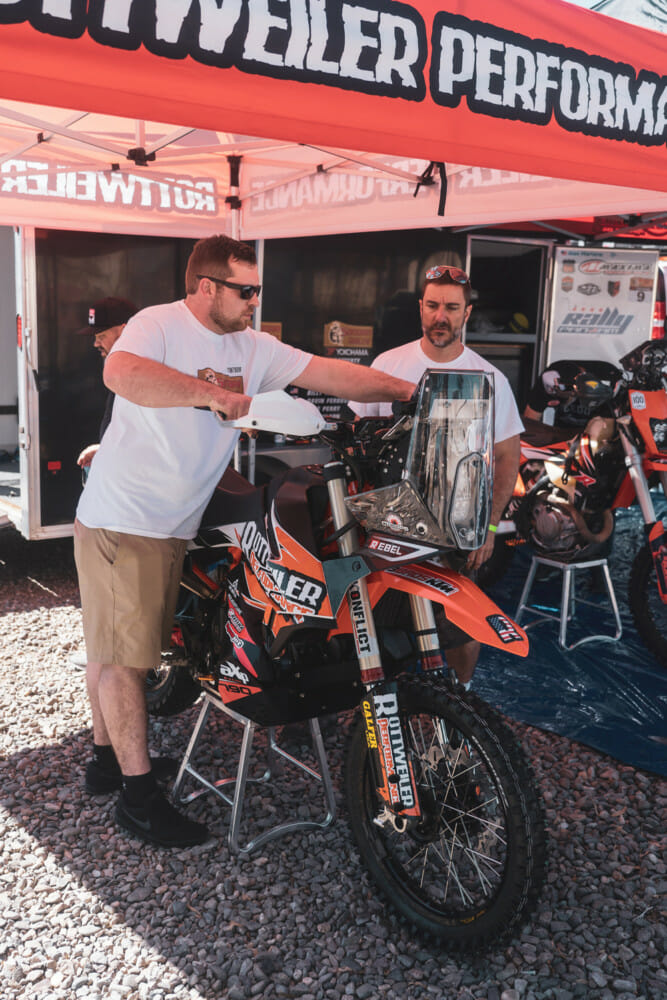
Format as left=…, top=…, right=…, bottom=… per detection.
left=515, top=555, right=623, bottom=650
left=172, top=687, right=337, bottom=855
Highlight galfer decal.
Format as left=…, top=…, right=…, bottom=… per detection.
left=631, top=391, right=646, bottom=410
left=240, top=521, right=326, bottom=617
left=362, top=700, right=378, bottom=750
left=393, top=565, right=459, bottom=596
left=367, top=536, right=432, bottom=561
left=431, top=13, right=667, bottom=149
left=486, top=614, right=522, bottom=644
left=373, top=692, right=415, bottom=809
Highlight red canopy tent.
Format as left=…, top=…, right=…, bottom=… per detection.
left=0, top=1, right=666, bottom=237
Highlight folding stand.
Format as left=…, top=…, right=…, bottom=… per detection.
left=515, top=555, right=623, bottom=650
left=172, top=687, right=337, bottom=855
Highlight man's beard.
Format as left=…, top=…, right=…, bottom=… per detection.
left=424, top=321, right=463, bottom=350
left=210, top=302, right=251, bottom=334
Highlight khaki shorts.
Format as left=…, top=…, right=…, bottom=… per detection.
left=74, top=520, right=187, bottom=670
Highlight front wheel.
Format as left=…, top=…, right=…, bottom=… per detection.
left=629, top=542, right=667, bottom=668
left=345, top=676, right=547, bottom=950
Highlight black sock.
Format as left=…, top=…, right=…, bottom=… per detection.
left=92, top=743, right=119, bottom=773
left=122, top=771, right=158, bottom=806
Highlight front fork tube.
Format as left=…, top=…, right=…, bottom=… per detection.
left=408, top=594, right=446, bottom=673
left=618, top=419, right=667, bottom=601
left=325, top=462, right=422, bottom=826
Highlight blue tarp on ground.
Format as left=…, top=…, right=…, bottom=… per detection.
left=474, top=501, right=667, bottom=777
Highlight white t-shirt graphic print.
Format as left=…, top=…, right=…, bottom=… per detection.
left=77, top=300, right=310, bottom=539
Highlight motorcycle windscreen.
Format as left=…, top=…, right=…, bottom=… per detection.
left=346, top=370, right=494, bottom=549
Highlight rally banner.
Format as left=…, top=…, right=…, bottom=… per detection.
left=547, top=247, right=659, bottom=365
left=0, top=2, right=666, bottom=194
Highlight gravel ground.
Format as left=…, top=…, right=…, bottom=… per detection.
left=0, top=528, right=665, bottom=1000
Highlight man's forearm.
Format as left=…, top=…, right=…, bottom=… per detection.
left=491, top=436, right=521, bottom=523
left=104, top=350, right=249, bottom=417
left=294, top=356, right=415, bottom=402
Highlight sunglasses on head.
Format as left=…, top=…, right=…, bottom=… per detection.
left=424, top=265, right=470, bottom=285
left=197, top=274, right=261, bottom=300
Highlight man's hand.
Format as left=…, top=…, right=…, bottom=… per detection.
left=466, top=530, right=496, bottom=572
left=209, top=390, right=251, bottom=421
left=77, top=444, right=100, bottom=467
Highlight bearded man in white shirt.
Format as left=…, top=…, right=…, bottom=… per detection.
left=351, top=264, right=523, bottom=689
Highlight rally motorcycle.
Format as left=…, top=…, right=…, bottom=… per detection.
left=480, top=340, right=667, bottom=667
left=147, top=371, right=547, bottom=949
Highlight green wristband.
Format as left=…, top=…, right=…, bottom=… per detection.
left=488, top=524, right=498, bottom=533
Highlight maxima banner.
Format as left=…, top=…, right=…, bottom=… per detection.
left=0, top=1, right=667, bottom=193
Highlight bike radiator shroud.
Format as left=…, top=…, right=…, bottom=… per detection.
left=208, top=465, right=366, bottom=726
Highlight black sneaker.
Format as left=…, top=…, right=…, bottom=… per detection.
left=85, top=755, right=179, bottom=796
left=115, top=788, right=210, bottom=848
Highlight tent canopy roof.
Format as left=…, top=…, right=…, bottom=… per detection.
left=0, top=2, right=666, bottom=239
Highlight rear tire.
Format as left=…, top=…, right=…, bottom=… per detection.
left=145, top=647, right=202, bottom=717
left=345, top=676, right=547, bottom=949
left=629, top=542, right=667, bottom=668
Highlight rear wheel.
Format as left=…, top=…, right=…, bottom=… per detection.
left=345, top=676, right=547, bottom=949
left=629, top=542, right=667, bottom=668
left=145, top=645, right=202, bottom=717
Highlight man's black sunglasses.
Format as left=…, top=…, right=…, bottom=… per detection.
left=197, top=274, right=261, bottom=299
left=424, top=265, right=470, bottom=285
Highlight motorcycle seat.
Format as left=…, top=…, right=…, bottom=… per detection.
left=522, top=417, right=573, bottom=448
left=199, top=465, right=266, bottom=529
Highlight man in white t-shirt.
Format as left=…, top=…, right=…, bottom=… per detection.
left=351, top=264, right=523, bottom=688
left=74, top=234, right=415, bottom=849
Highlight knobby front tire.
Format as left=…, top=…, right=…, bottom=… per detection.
left=629, top=542, right=667, bottom=668
left=344, top=676, right=547, bottom=950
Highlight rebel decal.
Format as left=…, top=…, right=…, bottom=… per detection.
left=431, top=12, right=667, bottom=148
left=367, top=536, right=432, bottom=561
left=240, top=521, right=326, bottom=617
left=486, top=614, right=523, bottom=644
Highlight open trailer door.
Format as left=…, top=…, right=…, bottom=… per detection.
left=1, top=227, right=196, bottom=539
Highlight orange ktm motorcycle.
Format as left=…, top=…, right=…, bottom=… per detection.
left=482, top=340, right=667, bottom=667
left=147, top=371, right=547, bottom=949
